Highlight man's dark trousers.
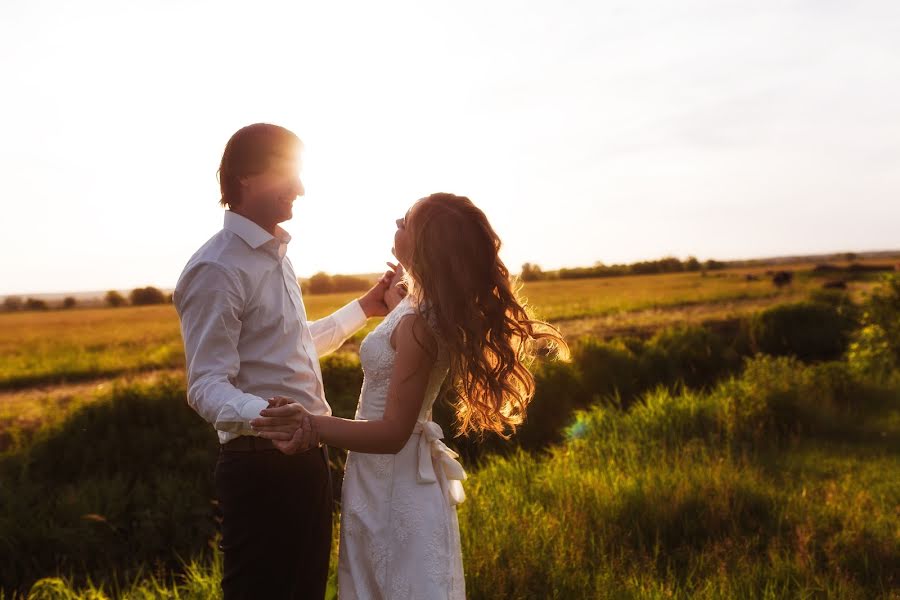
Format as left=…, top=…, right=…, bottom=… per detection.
left=215, top=439, right=333, bottom=600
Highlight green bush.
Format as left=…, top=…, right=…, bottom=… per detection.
left=749, top=301, right=857, bottom=362
left=515, top=360, right=585, bottom=451
left=646, top=325, right=738, bottom=389
left=575, top=337, right=642, bottom=404
left=129, top=287, right=166, bottom=306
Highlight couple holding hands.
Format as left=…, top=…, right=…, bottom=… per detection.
left=174, top=123, right=567, bottom=599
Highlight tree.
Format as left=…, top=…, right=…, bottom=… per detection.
left=3, top=296, right=22, bottom=311
left=105, top=290, right=127, bottom=307
left=331, top=274, right=371, bottom=293
left=520, top=263, right=544, bottom=282
left=130, top=286, right=166, bottom=306
left=306, top=272, right=334, bottom=295
left=685, top=256, right=701, bottom=272
left=25, top=298, right=48, bottom=311
left=62, top=297, right=77, bottom=309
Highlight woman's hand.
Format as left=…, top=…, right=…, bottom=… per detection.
left=251, top=396, right=320, bottom=454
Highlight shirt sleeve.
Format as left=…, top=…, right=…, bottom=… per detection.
left=308, top=300, right=368, bottom=357
left=173, top=261, right=269, bottom=435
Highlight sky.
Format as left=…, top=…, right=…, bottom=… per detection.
left=1, top=0, right=898, bottom=296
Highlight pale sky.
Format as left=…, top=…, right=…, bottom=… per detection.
left=1, top=0, right=898, bottom=296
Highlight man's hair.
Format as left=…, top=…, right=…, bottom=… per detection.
left=217, top=123, right=302, bottom=209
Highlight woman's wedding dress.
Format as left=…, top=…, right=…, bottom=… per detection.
left=337, top=297, right=466, bottom=599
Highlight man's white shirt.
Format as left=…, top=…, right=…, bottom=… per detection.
left=174, top=211, right=367, bottom=444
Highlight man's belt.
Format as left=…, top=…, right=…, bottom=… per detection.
left=222, top=436, right=276, bottom=452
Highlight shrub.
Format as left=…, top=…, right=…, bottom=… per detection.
left=749, top=301, right=857, bottom=361
left=520, top=262, right=544, bottom=281
left=306, top=272, right=334, bottom=294
left=515, top=360, right=585, bottom=451
left=862, top=274, right=900, bottom=362
left=305, top=273, right=370, bottom=295
left=129, top=286, right=166, bottom=306
left=574, top=337, right=642, bottom=404
left=3, top=296, right=23, bottom=311
left=646, top=325, right=736, bottom=389
left=846, top=274, right=900, bottom=380
left=24, top=297, right=49, bottom=311
left=104, top=291, right=126, bottom=307
left=330, top=274, right=370, bottom=293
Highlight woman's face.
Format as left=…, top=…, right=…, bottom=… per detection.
left=392, top=207, right=414, bottom=268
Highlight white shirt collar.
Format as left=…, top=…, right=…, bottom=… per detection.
left=224, top=210, right=292, bottom=250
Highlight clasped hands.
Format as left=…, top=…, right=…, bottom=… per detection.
left=251, top=396, right=320, bottom=455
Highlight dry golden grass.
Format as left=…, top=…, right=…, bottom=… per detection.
left=0, top=267, right=881, bottom=390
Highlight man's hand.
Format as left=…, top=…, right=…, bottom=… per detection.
left=358, top=263, right=404, bottom=318
left=383, top=262, right=407, bottom=312
left=251, top=397, right=320, bottom=454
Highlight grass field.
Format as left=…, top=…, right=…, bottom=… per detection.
left=5, top=356, right=899, bottom=599
left=2, top=267, right=897, bottom=598
left=0, top=267, right=878, bottom=390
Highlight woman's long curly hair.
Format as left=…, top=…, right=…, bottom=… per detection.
left=404, top=193, right=569, bottom=438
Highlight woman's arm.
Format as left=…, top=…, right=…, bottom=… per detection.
left=252, top=313, right=437, bottom=454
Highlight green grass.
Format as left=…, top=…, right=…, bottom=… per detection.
left=4, top=274, right=897, bottom=598
left=7, top=357, right=899, bottom=599
left=456, top=357, right=900, bottom=599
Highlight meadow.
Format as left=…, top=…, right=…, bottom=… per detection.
left=0, top=267, right=865, bottom=391
left=1, top=265, right=898, bottom=598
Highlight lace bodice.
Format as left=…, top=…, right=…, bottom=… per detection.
left=355, top=296, right=450, bottom=422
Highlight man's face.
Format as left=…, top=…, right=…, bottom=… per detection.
left=240, top=154, right=304, bottom=226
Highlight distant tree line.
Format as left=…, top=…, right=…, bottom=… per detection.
left=106, top=287, right=172, bottom=307
left=1, top=286, right=173, bottom=312
left=303, top=272, right=372, bottom=295
left=520, top=256, right=727, bottom=282
left=2, top=296, right=54, bottom=311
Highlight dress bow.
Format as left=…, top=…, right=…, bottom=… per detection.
left=413, top=420, right=467, bottom=506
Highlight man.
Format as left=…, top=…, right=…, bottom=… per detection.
left=173, top=123, right=394, bottom=599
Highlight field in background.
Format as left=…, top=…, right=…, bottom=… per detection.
left=0, top=264, right=882, bottom=391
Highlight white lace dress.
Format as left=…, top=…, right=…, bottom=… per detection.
left=337, top=297, right=467, bottom=599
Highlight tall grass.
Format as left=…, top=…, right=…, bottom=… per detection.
left=11, top=356, right=898, bottom=598
left=457, top=356, right=900, bottom=599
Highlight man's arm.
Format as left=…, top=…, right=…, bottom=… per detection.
left=307, top=300, right=368, bottom=357
left=174, top=261, right=268, bottom=435
left=307, top=269, right=398, bottom=356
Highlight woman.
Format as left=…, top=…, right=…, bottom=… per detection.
left=251, top=192, right=569, bottom=599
